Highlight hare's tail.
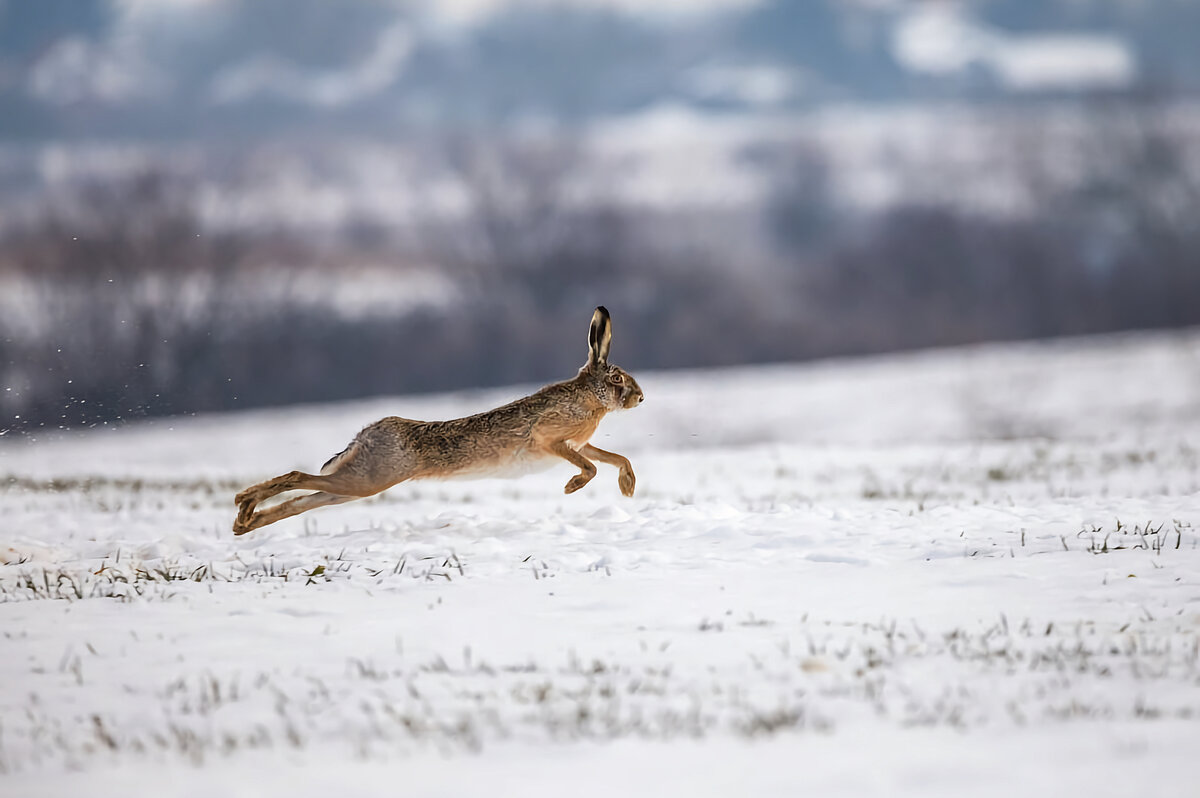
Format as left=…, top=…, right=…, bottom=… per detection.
left=320, top=439, right=361, bottom=475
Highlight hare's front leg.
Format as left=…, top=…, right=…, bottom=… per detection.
left=545, top=440, right=597, bottom=494
left=581, top=444, right=636, bottom=497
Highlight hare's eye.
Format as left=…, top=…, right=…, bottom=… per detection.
left=610, top=373, right=624, bottom=385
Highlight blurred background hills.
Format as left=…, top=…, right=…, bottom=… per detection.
left=1, top=0, right=1198, bottom=430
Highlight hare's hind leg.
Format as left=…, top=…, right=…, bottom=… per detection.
left=580, top=444, right=636, bottom=497
left=233, top=427, right=417, bottom=535
left=233, top=464, right=409, bottom=535
left=232, top=469, right=391, bottom=535
left=234, top=492, right=356, bottom=536
left=234, top=469, right=325, bottom=528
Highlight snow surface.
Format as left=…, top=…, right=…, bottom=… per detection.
left=893, top=3, right=1135, bottom=91
left=2, top=330, right=1200, bottom=796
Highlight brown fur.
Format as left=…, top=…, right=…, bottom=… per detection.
left=233, top=307, right=643, bottom=535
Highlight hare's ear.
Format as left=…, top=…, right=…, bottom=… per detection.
left=587, top=306, right=612, bottom=369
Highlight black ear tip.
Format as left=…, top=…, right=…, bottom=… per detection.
left=596, top=305, right=610, bottom=318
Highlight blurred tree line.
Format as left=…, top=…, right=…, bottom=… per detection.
left=1, top=95, right=1197, bottom=431
left=777, top=96, right=1200, bottom=355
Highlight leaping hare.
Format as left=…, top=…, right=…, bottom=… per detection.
left=233, top=306, right=644, bottom=535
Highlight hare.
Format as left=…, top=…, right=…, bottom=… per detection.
left=233, top=306, right=643, bottom=535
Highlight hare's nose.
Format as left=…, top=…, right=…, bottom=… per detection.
left=637, top=394, right=644, bottom=404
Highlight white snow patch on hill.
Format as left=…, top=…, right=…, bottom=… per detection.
left=894, top=4, right=1136, bottom=91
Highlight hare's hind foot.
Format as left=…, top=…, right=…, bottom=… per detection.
left=234, top=496, right=257, bottom=529
left=232, top=512, right=254, bottom=536
left=235, top=470, right=309, bottom=507
left=233, top=471, right=307, bottom=533
left=234, top=491, right=356, bottom=536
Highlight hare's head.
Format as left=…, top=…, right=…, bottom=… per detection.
left=583, top=306, right=644, bottom=411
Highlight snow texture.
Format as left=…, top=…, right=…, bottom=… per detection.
left=893, top=4, right=1135, bottom=91
left=2, top=330, right=1199, bottom=796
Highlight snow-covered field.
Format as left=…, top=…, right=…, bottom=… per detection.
left=2, top=330, right=1199, bottom=796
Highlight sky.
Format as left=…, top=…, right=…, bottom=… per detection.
left=2, top=0, right=1197, bottom=142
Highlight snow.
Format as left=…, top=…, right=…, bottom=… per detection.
left=2, top=329, right=1199, bottom=795
left=893, top=4, right=1136, bottom=91
left=988, top=36, right=1135, bottom=92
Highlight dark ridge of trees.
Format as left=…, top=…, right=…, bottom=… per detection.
left=1, top=97, right=1198, bottom=432
left=783, top=96, right=1200, bottom=355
